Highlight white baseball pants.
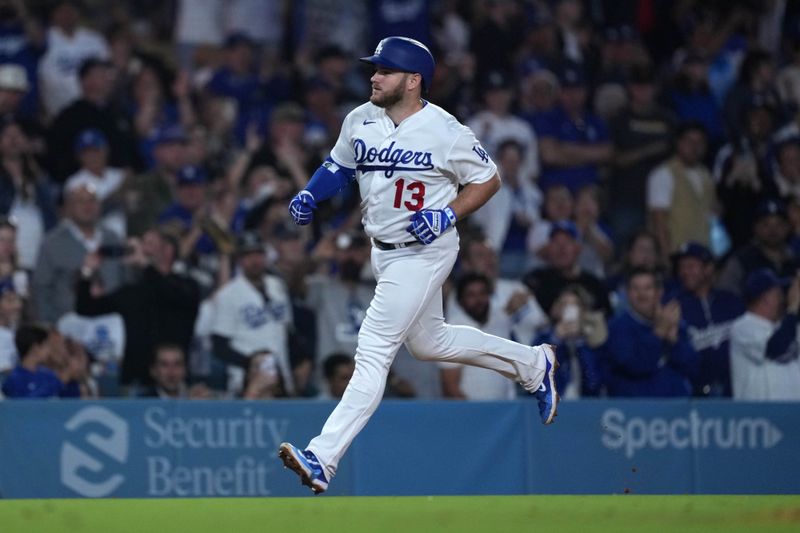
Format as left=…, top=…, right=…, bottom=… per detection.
left=307, top=231, right=549, bottom=479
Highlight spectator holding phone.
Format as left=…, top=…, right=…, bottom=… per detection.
left=242, top=351, right=284, bottom=400
left=32, top=183, right=129, bottom=325
left=76, top=228, right=200, bottom=392
left=533, top=284, right=606, bottom=398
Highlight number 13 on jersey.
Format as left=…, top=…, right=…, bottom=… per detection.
left=393, top=178, right=425, bottom=211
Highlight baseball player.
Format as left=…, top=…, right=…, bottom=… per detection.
left=278, top=36, right=559, bottom=494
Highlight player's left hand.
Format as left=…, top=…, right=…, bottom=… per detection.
left=289, top=190, right=317, bottom=225
left=406, top=207, right=457, bottom=245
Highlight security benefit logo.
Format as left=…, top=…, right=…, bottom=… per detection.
left=60, top=406, right=129, bottom=497
left=143, top=406, right=286, bottom=497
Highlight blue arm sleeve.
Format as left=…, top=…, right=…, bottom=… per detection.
left=304, top=157, right=356, bottom=202
left=765, top=313, right=798, bottom=360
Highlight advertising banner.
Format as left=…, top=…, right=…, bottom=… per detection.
left=0, top=399, right=796, bottom=497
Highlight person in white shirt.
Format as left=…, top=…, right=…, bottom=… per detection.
left=440, top=273, right=519, bottom=400
left=65, top=129, right=126, bottom=237
left=472, top=139, right=541, bottom=277
left=730, top=268, right=800, bottom=400
left=37, top=0, right=109, bottom=118
left=451, top=237, right=548, bottom=344
left=646, top=122, right=716, bottom=260
left=467, top=70, right=540, bottom=182
left=211, top=231, right=294, bottom=396
left=0, top=277, right=21, bottom=375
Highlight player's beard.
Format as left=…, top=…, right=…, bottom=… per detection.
left=370, top=80, right=405, bottom=109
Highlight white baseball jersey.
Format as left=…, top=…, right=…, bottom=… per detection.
left=329, top=101, right=497, bottom=242
left=729, top=311, right=800, bottom=401
left=211, top=274, right=294, bottom=393
left=302, top=97, right=552, bottom=485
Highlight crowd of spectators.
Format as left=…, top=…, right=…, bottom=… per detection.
left=1, top=0, right=800, bottom=402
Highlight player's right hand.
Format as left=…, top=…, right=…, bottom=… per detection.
left=289, top=190, right=317, bottom=225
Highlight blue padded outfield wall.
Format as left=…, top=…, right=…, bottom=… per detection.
left=0, top=399, right=796, bottom=498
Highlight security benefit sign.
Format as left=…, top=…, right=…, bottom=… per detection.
left=0, top=400, right=330, bottom=498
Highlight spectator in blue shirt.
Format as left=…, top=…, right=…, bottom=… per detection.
left=533, top=284, right=606, bottom=398
left=204, top=32, right=264, bottom=144
left=158, top=165, right=216, bottom=256
left=665, top=51, right=724, bottom=147
left=1, top=323, right=79, bottom=398
left=533, top=61, right=613, bottom=193
left=606, top=268, right=698, bottom=397
left=669, top=241, right=745, bottom=397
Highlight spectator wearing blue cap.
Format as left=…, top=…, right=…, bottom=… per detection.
left=532, top=61, right=612, bottom=194
left=729, top=268, right=800, bottom=400
left=121, top=124, right=188, bottom=237
left=523, top=220, right=612, bottom=317
left=606, top=267, right=698, bottom=397
left=130, top=59, right=196, bottom=170
left=717, top=198, right=800, bottom=296
left=525, top=184, right=611, bottom=279
left=669, top=242, right=745, bottom=397
left=647, top=121, right=717, bottom=261
left=158, top=165, right=217, bottom=256
left=65, top=128, right=126, bottom=236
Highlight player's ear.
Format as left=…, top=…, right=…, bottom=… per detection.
left=408, top=73, right=422, bottom=92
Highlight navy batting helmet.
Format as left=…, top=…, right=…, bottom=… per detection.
left=359, top=36, right=435, bottom=91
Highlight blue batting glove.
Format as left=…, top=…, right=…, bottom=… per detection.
left=406, top=207, right=457, bottom=245
left=289, top=190, right=317, bottom=225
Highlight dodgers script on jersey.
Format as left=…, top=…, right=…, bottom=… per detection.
left=329, top=101, right=497, bottom=242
